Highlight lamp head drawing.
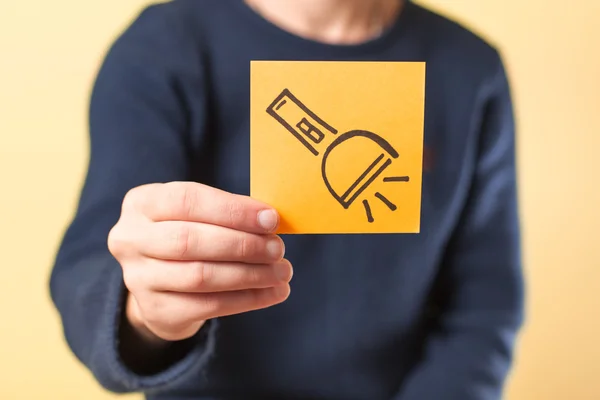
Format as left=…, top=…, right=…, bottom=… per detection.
left=266, top=89, right=410, bottom=223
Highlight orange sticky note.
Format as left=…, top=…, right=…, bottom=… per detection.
left=250, top=61, right=425, bottom=234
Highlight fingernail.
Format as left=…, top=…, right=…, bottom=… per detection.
left=267, top=237, right=284, bottom=259
left=257, top=209, right=278, bottom=231
left=276, top=260, right=293, bottom=282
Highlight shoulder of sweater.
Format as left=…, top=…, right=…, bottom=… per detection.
left=408, top=2, right=503, bottom=74
left=105, top=0, right=226, bottom=72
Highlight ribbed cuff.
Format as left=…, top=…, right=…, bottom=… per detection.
left=89, top=261, right=218, bottom=393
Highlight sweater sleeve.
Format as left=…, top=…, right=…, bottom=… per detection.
left=49, top=4, right=218, bottom=393
left=393, top=54, right=525, bottom=400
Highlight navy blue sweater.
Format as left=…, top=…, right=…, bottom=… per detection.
left=50, top=1, right=525, bottom=399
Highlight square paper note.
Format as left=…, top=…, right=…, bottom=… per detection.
left=250, top=61, right=425, bottom=234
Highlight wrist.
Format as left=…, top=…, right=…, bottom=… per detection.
left=119, top=292, right=203, bottom=375
left=125, top=293, right=171, bottom=348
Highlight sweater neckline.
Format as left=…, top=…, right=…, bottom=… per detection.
left=230, top=0, right=415, bottom=57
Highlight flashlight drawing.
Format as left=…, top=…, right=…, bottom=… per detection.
left=266, top=89, right=411, bottom=223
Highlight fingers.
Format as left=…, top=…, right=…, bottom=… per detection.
left=137, top=221, right=285, bottom=263
left=125, top=259, right=293, bottom=293
left=125, top=182, right=279, bottom=234
left=136, top=285, right=291, bottom=340
left=114, top=182, right=293, bottom=343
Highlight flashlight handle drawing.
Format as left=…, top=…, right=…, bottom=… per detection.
left=266, top=89, right=338, bottom=156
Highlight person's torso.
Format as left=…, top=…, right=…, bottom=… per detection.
left=149, top=1, right=500, bottom=398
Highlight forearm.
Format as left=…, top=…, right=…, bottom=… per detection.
left=50, top=252, right=133, bottom=391
left=50, top=250, right=219, bottom=392
left=48, top=0, right=222, bottom=391
left=392, top=305, right=523, bottom=400
left=392, top=49, right=525, bottom=399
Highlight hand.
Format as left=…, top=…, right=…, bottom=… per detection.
left=108, top=182, right=292, bottom=343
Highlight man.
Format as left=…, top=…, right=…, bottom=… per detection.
left=50, top=0, right=525, bottom=399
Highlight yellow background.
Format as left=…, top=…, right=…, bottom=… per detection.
left=251, top=61, right=424, bottom=233
left=0, top=0, right=598, bottom=399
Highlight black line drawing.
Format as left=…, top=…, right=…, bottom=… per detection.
left=267, top=88, right=411, bottom=223
left=322, top=131, right=396, bottom=209
left=266, top=89, right=338, bottom=156
left=363, top=200, right=374, bottom=223
left=374, top=192, right=397, bottom=211
left=383, top=176, right=410, bottom=182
